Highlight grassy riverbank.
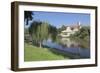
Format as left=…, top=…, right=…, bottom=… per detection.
left=24, top=43, right=70, bottom=61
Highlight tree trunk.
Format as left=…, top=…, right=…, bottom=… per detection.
left=39, top=42, right=42, bottom=48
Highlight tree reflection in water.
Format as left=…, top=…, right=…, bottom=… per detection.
left=43, top=38, right=90, bottom=59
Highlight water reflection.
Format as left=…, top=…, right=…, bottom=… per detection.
left=60, top=38, right=80, bottom=48
left=43, top=38, right=90, bottom=59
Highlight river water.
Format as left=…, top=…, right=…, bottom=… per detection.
left=42, top=38, right=90, bottom=59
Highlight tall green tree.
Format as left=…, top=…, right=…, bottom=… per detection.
left=48, top=25, right=58, bottom=41
left=36, top=22, right=49, bottom=48
left=29, top=21, right=42, bottom=44
left=24, top=11, right=34, bottom=25
left=29, top=20, right=58, bottom=48
left=70, top=26, right=90, bottom=40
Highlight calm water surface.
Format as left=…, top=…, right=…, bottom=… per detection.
left=43, top=38, right=90, bottom=59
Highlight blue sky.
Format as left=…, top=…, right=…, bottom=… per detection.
left=25, top=11, right=90, bottom=28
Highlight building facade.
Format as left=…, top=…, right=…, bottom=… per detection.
left=60, top=22, right=81, bottom=38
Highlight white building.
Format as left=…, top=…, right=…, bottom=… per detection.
left=60, top=22, right=81, bottom=38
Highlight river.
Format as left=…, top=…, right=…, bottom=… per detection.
left=42, top=38, right=90, bottom=59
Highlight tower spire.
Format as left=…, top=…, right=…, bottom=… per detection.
left=78, top=21, right=81, bottom=26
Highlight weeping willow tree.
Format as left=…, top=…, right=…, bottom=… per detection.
left=29, top=21, right=41, bottom=45
left=36, top=22, right=49, bottom=48
left=29, top=21, right=49, bottom=47
left=28, top=20, right=58, bottom=48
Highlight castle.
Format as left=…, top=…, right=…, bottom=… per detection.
left=60, top=22, right=81, bottom=38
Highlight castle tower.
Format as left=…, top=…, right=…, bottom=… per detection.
left=77, top=21, right=81, bottom=29
left=78, top=21, right=81, bottom=26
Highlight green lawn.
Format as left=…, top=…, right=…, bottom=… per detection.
left=24, top=43, right=69, bottom=61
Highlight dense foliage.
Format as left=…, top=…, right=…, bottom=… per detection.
left=24, top=11, right=34, bottom=25
left=70, top=26, right=90, bottom=41
left=26, top=21, right=58, bottom=48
